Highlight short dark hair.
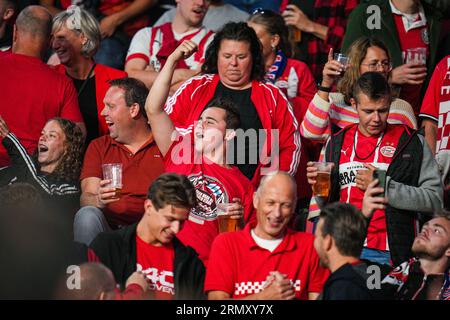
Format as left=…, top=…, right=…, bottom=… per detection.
left=201, top=22, right=265, bottom=81
left=319, top=203, right=368, bottom=257
left=147, top=173, right=196, bottom=211
left=203, top=97, right=241, bottom=130
left=352, top=71, right=392, bottom=104
left=109, top=77, right=149, bottom=119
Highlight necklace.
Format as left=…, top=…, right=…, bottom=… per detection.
left=352, top=128, right=384, bottom=161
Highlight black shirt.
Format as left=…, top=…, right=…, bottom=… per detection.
left=70, top=75, right=98, bottom=145
left=214, top=82, right=265, bottom=180
left=320, top=263, right=374, bottom=300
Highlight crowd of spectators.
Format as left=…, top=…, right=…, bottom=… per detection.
left=1, top=0, right=449, bottom=300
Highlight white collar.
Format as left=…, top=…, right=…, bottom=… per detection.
left=389, top=0, right=427, bottom=32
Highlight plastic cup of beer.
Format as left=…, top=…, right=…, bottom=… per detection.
left=405, top=48, right=427, bottom=65
left=102, top=163, right=122, bottom=198
left=216, top=203, right=238, bottom=233
left=312, top=162, right=333, bottom=197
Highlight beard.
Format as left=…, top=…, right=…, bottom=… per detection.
left=412, top=241, right=447, bottom=260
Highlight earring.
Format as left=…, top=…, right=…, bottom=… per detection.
left=271, top=45, right=276, bottom=52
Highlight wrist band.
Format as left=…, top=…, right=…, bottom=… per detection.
left=317, top=84, right=332, bottom=92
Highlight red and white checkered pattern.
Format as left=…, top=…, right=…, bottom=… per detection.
left=234, top=280, right=302, bottom=296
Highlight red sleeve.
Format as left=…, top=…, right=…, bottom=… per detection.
left=87, top=248, right=101, bottom=262
left=204, top=234, right=235, bottom=295
left=164, top=77, right=197, bottom=129
left=291, top=62, right=317, bottom=122
left=59, top=77, right=84, bottom=123
left=419, top=56, right=448, bottom=122
left=270, top=86, right=301, bottom=176
left=80, top=139, right=103, bottom=181
left=324, top=0, right=358, bottom=48
left=114, top=284, right=145, bottom=300
left=306, top=238, right=330, bottom=293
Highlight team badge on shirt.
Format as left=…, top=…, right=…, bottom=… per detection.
left=380, top=145, right=396, bottom=158
left=188, top=173, right=228, bottom=222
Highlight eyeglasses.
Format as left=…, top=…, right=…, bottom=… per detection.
left=360, top=61, right=392, bottom=71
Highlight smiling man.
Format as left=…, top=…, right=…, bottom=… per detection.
left=88, top=173, right=206, bottom=300
left=205, top=171, right=329, bottom=300
left=381, top=210, right=450, bottom=300
left=74, top=77, right=164, bottom=246
left=307, top=72, right=443, bottom=267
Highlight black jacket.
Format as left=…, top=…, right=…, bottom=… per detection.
left=327, top=125, right=427, bottom=266
left=90, top=223, right=206, bottom=300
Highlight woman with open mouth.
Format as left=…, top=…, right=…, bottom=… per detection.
left=0, top=116, right=84, bottom=226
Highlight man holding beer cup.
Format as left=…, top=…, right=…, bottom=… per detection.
left=307, top=72, right=443, bottom=267
left=145, top=40, right=255, bottom=265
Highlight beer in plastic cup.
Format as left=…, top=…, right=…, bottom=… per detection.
left=216, top=203, right=238, bottom=233
left=312, top=162, right=334, bottom=197
left=102, top=163, right=123, bottom=198
left=290, top=26, right=302, bottom=42
left=405, top=48, right=427, bottom=65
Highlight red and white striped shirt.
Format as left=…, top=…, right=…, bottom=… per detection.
left=126, top=22, right=214, bottom=71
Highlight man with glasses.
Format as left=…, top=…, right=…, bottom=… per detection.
left=307, top=72, right=443, bottom=267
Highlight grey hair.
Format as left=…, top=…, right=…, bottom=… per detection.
left=256, top=171, right=297, bottom=199
left=52, top=5, right=101, bottom=58
left=434, top=210, right=450, bottom=221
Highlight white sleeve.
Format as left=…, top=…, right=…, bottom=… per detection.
left=126, top=27, right=153, bottom=63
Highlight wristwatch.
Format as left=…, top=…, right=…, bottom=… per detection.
left=317, top=83, right=332, bottom=92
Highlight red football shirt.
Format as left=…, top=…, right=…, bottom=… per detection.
left=136, top=235, right=175, bottom=300
left=204, top=223, right=329, bottom=299
left=164, top=137, right=255, bottom=265
left=393, top=12, right=429, bottom=112
left=338, top=124, right=404, bottom=251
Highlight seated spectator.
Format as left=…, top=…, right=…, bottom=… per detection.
left=301, top=37, right=417, bottom=143
left=247, top=8, right=317, bottom=211
left=342, top=0, right=443, bottom=113
left=125, top=0, right=214, bottom=92
left=0, top=5, right=85, bottom=167
left=306, top=72, right=443, bottom=267
left=55, top=262, right=150, bottom=300
left=0, top=116, right=84, bottom=221
left=145, top=40, right=254, bottom=264
left=0, top=0, right=16, bottom=52
left=281, top=0, right=358, bottom=82
left=155, top=0, right=249, bottom=32
left=40, top=0, right=158, bottom=69
left=419, top=55, right=450, bottom=209
left=74, top=77, right=164, bottom=246
left=205, top=172, right=329, bottom=300
left=315, top=202, right=386, bottom=300
left=164, top=22, right=301, bottom=186
left=365, top=199, right=450, bottom=300
left=88, top=173, right=206, bottom=300
left=51, top=6, right=127, bottom=145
